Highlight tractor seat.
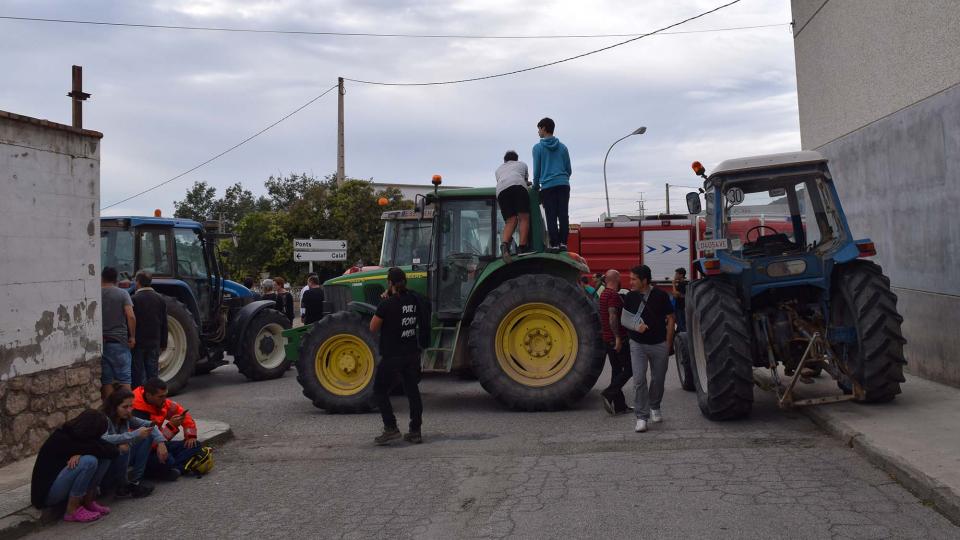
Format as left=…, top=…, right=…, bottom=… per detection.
left=742, top=233, right=796, bottom=257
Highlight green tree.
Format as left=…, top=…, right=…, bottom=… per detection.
left=230, top=211, right=291, bottom=278
left=264, top=173, right=322, bottom=211
left=211, top=182, right=272, bottom=231
left=173, top=181, right=217, bottom=221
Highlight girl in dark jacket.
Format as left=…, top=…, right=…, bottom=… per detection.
left=30, top=409, right=119, bottom=523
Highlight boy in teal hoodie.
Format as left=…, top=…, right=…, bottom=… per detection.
left=532, top=117, right=572, bottom=251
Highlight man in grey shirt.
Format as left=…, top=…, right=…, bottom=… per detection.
left=101, top=266, right=136, bottom=400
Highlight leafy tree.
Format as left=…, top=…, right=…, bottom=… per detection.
left=264, top=173, right=322, bottom=211
left=211, top=183, right=272, bottom=231
left=173, top=181, right=216, bottom=221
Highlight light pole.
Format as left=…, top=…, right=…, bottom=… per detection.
left=603, top=127, right=646, bottom=219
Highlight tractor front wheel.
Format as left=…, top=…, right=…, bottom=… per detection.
left=159, top=297, right=200, bottom=395
left=296, top=311, right=378, bottom=413
left=832, top=261, right=906, bottom=402
left=674, top=332, right=695, bottom=392
left=687, top=279, right=754, bottom=420
left=236, top=309, right=293, bottom=381
left=468, top=274, right=604, bottom=411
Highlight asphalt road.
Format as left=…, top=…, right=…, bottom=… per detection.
left=29, top=357, right=959, bottom=539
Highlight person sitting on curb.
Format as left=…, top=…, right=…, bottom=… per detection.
left=31, top=409, right=119, bottom=523
left=100, top=388, right=168, bottom=496
left=133, top=377, right=201, bottom=479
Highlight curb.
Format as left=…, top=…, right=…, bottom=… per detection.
left=0, top=421, right=233, bottom=540
left=802, top=407, right=960, bottom=527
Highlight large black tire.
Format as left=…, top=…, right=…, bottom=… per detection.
left=687, top=279, right=754, bottom=420
left=674, top=332, right=695, bottom=391
left=468, top=274, right=604, bottom=411
left=159, top=296, right=200, bottom=395
left=235, top=309, right=293, bottom=381
left=832, top=261, right=906, bottom=402
left=296, top=311, right=378, bottom=413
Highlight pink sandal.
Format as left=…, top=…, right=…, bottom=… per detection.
left=85, top=501, right=111, bottom=515
left=64, top=507, right=101, bottom=523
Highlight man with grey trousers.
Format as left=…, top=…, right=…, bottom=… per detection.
left=622, top=264, right=675, bottom=433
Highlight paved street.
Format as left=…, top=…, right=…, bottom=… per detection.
left=29, top=359, right=959, bottom=540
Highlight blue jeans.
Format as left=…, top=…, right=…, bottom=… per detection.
left=629, top=340, right=670, bottom=420
left=102, top=341, right=132, bottom=385
left=104, top=437, right=152, bottom=489
left=540, top=185, right=570, bottom=247
left=45, top=456, right=111, bottom=506
left=132, top=347, right=160, bottom=388
left=147, top=440, right=201, bottom=475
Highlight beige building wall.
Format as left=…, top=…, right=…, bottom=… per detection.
left=791, top=0, right=960, bottom=386
left=0, top=111, right=103, bottom=465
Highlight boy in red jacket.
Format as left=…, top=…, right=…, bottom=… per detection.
left=132, top=378, right=200, bottom=480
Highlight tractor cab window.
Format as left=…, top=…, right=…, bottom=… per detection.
left=174, top=228, right=213, bottom=324
left=720, top=175, right=844, bottom=258
left=380, top=220, right=433, bottom=267
left=138, top=230, right=172, bottom=276
left=100, top=228, right=135, bottom=279
left=435, top=198, right=496, bottom=317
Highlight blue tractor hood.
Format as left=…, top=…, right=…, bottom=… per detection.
left=223, top=279, right=254, bottom=298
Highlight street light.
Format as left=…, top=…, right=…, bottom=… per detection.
left=603, top=126, right=646, bottom=219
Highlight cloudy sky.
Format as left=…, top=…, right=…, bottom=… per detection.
left=1, top=0, right=800, bottom=222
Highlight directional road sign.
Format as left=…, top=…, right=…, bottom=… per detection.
left=294, top=250, right=347, bottom=262
left=293, top=239, right=347, bottom=251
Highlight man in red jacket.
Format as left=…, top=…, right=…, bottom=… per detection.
left=132, top=377, right=200, bottom=480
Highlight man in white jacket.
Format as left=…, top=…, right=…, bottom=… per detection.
left=495, top=150, right=531, bottom=263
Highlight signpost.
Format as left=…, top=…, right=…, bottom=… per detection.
left=293, top=239, right=348, bottom=272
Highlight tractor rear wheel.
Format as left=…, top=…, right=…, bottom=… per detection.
left=468, top=274, right=604, bottom=411
left=296, top=311, right=378, bottom=413
left=159, top=296, right=199, bottom=395
left=236, top=309, right=292, bottom=381
left=674, top=332, right=695, bottom=391
left=832, top=261, right=906, bottom=402
left=687, top=279, right=754, bottom=420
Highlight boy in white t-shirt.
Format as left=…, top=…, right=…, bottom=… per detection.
left=495, top=150, right=531, bottom=263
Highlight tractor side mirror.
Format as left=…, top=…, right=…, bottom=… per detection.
left=686, top=192, right=702, bottom=215
left=415, top=194, right=426, bottom=218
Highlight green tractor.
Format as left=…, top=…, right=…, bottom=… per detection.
left=286, top=180, right=604, bottom=412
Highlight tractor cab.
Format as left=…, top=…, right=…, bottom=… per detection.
left=100, top=217, right=225, bottom=331
left=685, top=151, right=865, bottom=300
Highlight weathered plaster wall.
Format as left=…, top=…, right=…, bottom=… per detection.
left=0, top=111, right=102, bottom=380
left=791, top=0, right=960, bottom=386
left=0, top=110, right=103, bottom=464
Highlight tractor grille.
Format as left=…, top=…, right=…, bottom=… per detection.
left=325, top=284, right=352, bottom=313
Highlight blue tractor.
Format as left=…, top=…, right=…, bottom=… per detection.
left=100, top=216, right=292, bottom=394
left=674, top=151, right=907, bottom=420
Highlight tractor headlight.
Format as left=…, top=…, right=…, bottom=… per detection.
left=766, top=259, right=807, bottom=277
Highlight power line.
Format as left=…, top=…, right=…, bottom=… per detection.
left=793, top=0, right=832, bottom=38
left=0, top=15, right=785, bottom=40
left=343, top=0, right=743, bottom=86
left=101, top=84, right=338, bottom=210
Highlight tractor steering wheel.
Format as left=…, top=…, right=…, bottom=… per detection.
left=745, top=225, right=779, bottom=243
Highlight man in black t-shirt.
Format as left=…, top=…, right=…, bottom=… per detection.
left=369, top=268, right=424, bottom=445
left=622, top=264, right=675, bottom=433
left=301, top=275, right=325, bottom=325
left=672, top=267, right=688, bottom=332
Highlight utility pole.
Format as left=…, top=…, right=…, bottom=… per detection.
left=67, top=65, right=91, bottom=129
left=665, top=183, right=670, bottom=214
left=337, top=77, right=345, bottom=186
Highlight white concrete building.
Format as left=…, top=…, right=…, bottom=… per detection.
left=0, top=110, right=103, bottom=464
left=791, top=0, right=960, bottom=386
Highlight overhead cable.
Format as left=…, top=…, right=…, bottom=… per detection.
left=343, top=0, right=743, bottom=86
left=100, top=84, right=338, bottom=210
left=0, top=14, right=782, bottom=40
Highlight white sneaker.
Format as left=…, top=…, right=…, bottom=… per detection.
left=634, top=419, right=648, bottom=433
left=650, top=409, right=663, bottom=423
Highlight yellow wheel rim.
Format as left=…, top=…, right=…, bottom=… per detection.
left=495, top=303, right=578, bottom=387
left=314, top=334, right=375, bottom=396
